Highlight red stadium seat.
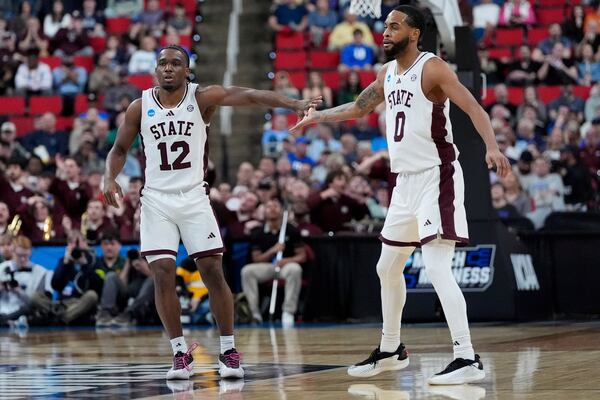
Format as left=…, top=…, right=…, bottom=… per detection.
left=39, top=56, right=61, bottom=70
left=106, top=17, right=132, bottom=35
left=275, top=32, right=305, bottom=50
left=358, top=71, right=376, bottom=88
left=74, top=56, right=94, bottom=73
left=309, top=51, right=339, bottom=69
left=321, top=70, right=341, bottom=91
left=373, top=32, right=384, bottom=46
left=0, top=96, right=26, bottom=116
left=29, top=96, right=62, bottom=115
left=75, top=94, right=89, bottom=114
left=495, top=28, right=524, bottom=46
left=527, top=27, right=549, bottom=45
left=56, top=117, right=75, bottom=131
left=537, top=86, right=561, bottom=103
left=128, top=74, right=155, bottom=90
left=487, top=47, right=512, bottom=60
left=9, top=117, right=34, bottom=137
left=89, top=36, right=107, bottom=53
left=274, top=51, right=307, bottom=70
left=482, top=88, right=495, bottom=107
left=507, top=87, right=524, bottom=105
left=537, top=8, right=564, bottom=25
left=286, top=71, right=306, bottom=89
left=573, top=85, right=592, bottom=99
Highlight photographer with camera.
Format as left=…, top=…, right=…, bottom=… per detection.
left=0, top=236, right=52, bottom=327
left=94, top=231, right=154, bottom=327
left=50, top=231, right=101, bottom=324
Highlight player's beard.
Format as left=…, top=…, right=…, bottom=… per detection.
left=384, top=36, right=410, bottom=60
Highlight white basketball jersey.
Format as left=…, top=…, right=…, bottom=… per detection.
left=140, top=82, right=209, bottom=193
left=383, top=52, right=459, bottom=173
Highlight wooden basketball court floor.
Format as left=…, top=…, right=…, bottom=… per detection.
left=1, top=322, right=599, bottom=399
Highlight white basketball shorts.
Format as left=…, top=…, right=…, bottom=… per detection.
left=380, top=160, right=469, bottom=247
left=139, top=185, right=225, bottom=261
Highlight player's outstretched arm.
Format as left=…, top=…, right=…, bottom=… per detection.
left=103, top=99, right=141, bottom=208
left=425, top=58, right=511, bottom=178
left=290, top=67, right=386, bottom=135
left=197, top=85, right=322, bottom=114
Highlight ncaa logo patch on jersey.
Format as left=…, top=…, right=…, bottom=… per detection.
left=387, top=75, right=391, bottom=82
left=411, top=74, right=417, bottom=81
left=147, top=109, right=155, bottom=117
left=187, top=105, right=194, bottom=112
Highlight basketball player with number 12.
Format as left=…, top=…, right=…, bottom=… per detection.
left=292, top=5, right=510, bottom=385
left=103, top=45, right=322, bottom=381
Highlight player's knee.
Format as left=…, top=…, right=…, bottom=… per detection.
left=150, top=263, right=175, bottom=283
left=241, top=265, right=254, bottom=280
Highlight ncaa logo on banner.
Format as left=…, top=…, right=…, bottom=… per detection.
left=510, top=254, right=539, bottom=291
left=404, top=245, right=496, bottom=292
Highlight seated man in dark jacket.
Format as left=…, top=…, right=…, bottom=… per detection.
left=51, top=231, right=101, bottom=324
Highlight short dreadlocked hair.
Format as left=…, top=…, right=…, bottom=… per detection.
left=160, top=45, right=190, bottom=67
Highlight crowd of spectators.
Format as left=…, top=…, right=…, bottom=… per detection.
left=266, top=0, right=600, bottom=232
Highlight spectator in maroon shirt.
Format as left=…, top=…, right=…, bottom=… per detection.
left=307, top=170, right=369, bottom=233
left=225, top=191, right=262, bottom=240
left=0, top=158, right=34, bottom=216
left=16, top=195, right=65, bottom=242
left=80, top=199, right=117, bottom=242
left=116, top=177, right=142, bottom=241
left=49, top=156, right=91, bottom=229
left=51, top=13, right=92, bottom=57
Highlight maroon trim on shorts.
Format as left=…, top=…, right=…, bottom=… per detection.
left=141, top=249, right=178, bottom=257
left=431, top=103, right=458, bottom=239
left=420, top=233, right=469, bottom=246
left=379, top=235, right=420, bottom=247
left=189, top=246, right=226, bottom=260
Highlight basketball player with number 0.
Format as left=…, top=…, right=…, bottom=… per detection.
left=291, top=5, right=510, bottom=384
left=103, top=45, right=321, bottom=381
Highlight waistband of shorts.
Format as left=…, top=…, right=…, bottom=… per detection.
left=142, top=182, right=208, bottom=196
left=395, top=162, right=458, bottom=178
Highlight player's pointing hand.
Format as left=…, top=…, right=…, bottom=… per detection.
left=290, top=107, right=319, bottom=136
left=295, top=96, right=322, bottom=116
left=103, top=176, right=124, bottom=208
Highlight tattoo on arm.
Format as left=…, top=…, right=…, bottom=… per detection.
left=356, top=84, right=384, bottom=113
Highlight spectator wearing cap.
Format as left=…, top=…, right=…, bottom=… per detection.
left=14, top=48, right=52, bottom=96
left=51, top=11, right=92, bottom=57
left=307, top=170, right=369, bottom=232
left=20, top=112, right=69, bottom=159
left=288, top=137, right=316, bottom=171
left=339, top=29, right=375, bottom=73
left=0, top=158, right=34, bottom=216
left=53, top=54, right=88, bottom=96
left=128, top=35, right=157, bottom=75
left=1, top=122, right=29, bottom=161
